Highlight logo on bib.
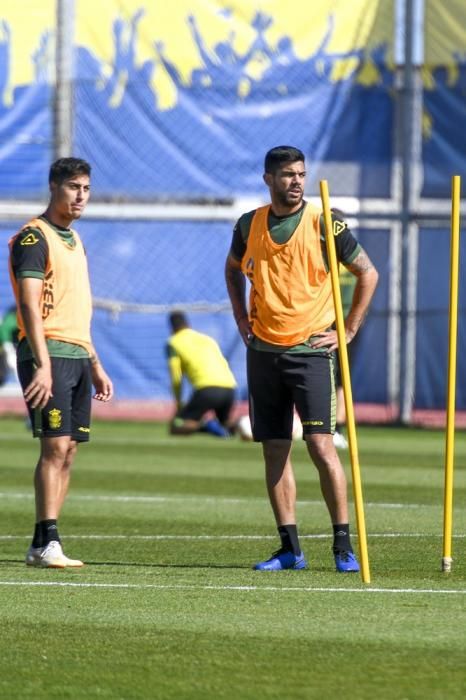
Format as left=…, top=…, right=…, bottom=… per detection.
left=333, top=220, right=347, bottom=236
left=20, top=232, right=39, bottom=246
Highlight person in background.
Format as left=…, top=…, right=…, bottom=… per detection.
left=0, top=305, right=18, bottom=386
left=8, top=157, right=113, bottom=569
left=225, top=145, right=378, bottom=572
left=166, top=311, right=236, bottom=438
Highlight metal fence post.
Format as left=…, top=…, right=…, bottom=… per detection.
left=54, top=0, right=75, bottom=159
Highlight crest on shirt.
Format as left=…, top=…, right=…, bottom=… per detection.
left=48, top=409, right=62, bottom=430
left=20, top=232, right=39, bottom=246
left=333, top=220, right=347, bottom=236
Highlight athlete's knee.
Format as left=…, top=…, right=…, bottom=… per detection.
left=40, top=436, right=74, bottom=465
left=64, top=440, right=78, bottom=468
left=262, top=439, right=292, bottom=465
left=305, top=433, right=336, bottom=462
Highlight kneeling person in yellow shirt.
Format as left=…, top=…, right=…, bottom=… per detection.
left=166, top=311, right=237, bottom=437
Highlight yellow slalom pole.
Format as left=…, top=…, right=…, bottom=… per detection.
left=319, top=180, right=370, bottom=583
left=442, top=175, right=461, bottom=573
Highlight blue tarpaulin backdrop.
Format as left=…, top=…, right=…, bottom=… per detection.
left=1, top=2, right=466, bottom=410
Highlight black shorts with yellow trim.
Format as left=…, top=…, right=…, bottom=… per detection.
left=246, top=348, right=336, bottom=441
left=18, top=357, right=92, bottom=442
left=178, top=386, right=235, bottom=425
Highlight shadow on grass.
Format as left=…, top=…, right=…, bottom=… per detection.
left=1, top=557, right=252, bottom=570
left=87, top=560, right=252, bottom=569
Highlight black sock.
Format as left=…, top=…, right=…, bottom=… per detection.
left=40, top=520, right=60, bottom=546
left=278, top=524, right=301, bottom=555
left=333, top=524, right=352, bottom=553
left=31, top=523, right=42, bottom=549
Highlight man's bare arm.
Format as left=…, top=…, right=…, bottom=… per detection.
left=311, top=247, right=379, bottom=351
left=224, top=253, right=251, bottom=345
left=344, top=248, right=379, bottom=341
left=89, top=343, right=113, bottom=401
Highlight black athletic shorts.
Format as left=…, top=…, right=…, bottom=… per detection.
left=247, top=348, right=336, bottom=441
left=18, top=357, right=92, bottom=441
left=178, top=386, right=235, bottom=425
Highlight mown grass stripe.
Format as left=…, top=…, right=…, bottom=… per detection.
left=0, top=580, right=465, bottom=594
left=0, top=533, right=465, bottom=540
left=0, top=491, right=446, bottom=509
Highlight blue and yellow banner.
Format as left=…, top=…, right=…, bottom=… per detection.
left=0, top=1, right=465, bottom=199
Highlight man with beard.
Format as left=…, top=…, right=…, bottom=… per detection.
left=225, top=145, right=378, bottom=572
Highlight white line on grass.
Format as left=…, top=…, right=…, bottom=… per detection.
left=0, top=580, right=464, bottom=595
left=0, top=533, right=465, bottom=541
left=0, top=491, right=444, bottom=509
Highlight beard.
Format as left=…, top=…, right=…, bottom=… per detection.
left=275, top=187, right=303, bottom=208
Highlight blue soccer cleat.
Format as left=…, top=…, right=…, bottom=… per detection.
left=253, top=549, right=308, bottom=571
left=334, top=549, right=360, bottom=573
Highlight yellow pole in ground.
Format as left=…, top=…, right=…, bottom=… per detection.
left=319, top=180, right=371, bottom=584
left=442, top=175, right=461, bottom=573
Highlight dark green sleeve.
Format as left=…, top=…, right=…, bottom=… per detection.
left=229, top=210, right=256, bottom=261
left=10, top=227, right=48, bottom=279
left=319, top=211, right=359, bottom=268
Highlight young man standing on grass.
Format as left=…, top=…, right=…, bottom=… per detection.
left=8, top=157, right=113, bottom=568
left=225, top=145, right=378, bottom=572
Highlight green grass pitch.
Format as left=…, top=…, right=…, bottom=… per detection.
left=0, top=418, right=465, bottom=699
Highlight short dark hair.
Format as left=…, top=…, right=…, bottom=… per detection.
left=169, top=311, right=189, bottom=333
left=264, top=146, right=305, bottom=174
left=49, top=157, right=91, bottom=185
